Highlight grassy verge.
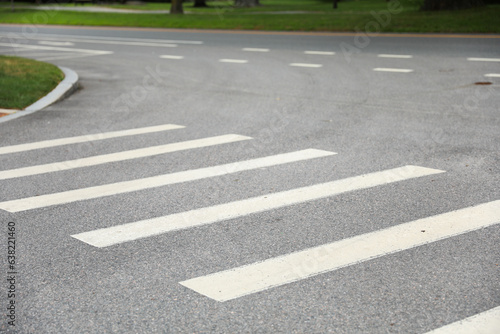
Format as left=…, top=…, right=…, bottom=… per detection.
left=0, top=56, right=64, bottom=110
left=0, top=0, right=499, bottom=32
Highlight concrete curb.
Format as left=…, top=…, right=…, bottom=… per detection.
left=0, top=67, right=79, bottom=124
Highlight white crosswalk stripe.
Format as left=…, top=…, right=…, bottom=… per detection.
left=0, top=123, right=184, bottom=155
left=71, top=165, right=442, bottom=248
left=180, top=200, right=500, bottom=302
left=0, top=134, right=251, bottom=180
left=0, top=149, right=335, bottom=212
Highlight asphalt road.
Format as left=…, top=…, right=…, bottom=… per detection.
left=0, top=24, right=499, bottom=333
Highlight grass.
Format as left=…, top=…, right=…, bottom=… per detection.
left=0, top=56, right=64, bottom=110
left=0, top=0, right=499, bottom=32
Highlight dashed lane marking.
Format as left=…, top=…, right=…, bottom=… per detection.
left=290, top=63, right=323, bottom=68
left=242, top=48, right=270, bottom=52
left=467, top=57, right=500, bottom=62
left=304, top=51, right=335, bottom=55
left=160, top=55, right=184, bottom=59
left=377, top=54, right=413, bottom=59
left=219, top=59, right=248, bottom=63
left=373, top=68, right=414, bottom=73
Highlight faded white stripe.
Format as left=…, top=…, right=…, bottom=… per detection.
left=425, top=306, right=500, bottom=334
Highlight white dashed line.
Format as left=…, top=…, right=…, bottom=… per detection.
left=290, top=63, right=323, bottom=68
left=38, top=41, right=75, bottom=47
left=160, top=55, right=184, bottom=60
left=484, top=73, right=500, bottom=78
left=242, top=48, right=270, bottom=52
left=304, top=51, right=335, bottom=55
left=467, top=57, right=500, bottom=62
left=378, top=54, right=413, bottom=59
left=373, top=68, right=414, bottom=73
left=219, top=59, right=248, bottom=64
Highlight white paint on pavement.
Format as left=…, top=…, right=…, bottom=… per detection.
left=180, top=200, right=499, bottom=302
left=71, top=165, right=443, bottom=248
left=0, top=124, right=185, bottom=155
left=0, top=134, right=251, bottom=180
left=0, top=43, right=113, bottom=55
left=0, top=149, right=336, bottom=213
left=304, top=51, right=335, bottom=55
left=243, top=48, right=270, bottom=52
left=467, top=57, right=500, bottom=62
left=484, top=73, right=500, bottom=78
left=38, top=41, right=75, bottom=46
left=424, top=306, right=500, bottom=334
left=160, top=55, right=184, bottom=59
left=290, top=63, right=323, bottom=68
left=377, top=54, right=413, bottom=59
left=373, top=68, right=414, bottom=73
left=219, top=59, right=248, bottom=63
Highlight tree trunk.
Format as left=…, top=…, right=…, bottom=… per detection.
left=420, top=0, right=484, bottom=10
left=170, top=0, right=184, bottom=14
left=234, top=0, right=260, bottom=8
left=193, top=0, right=208, bottom=7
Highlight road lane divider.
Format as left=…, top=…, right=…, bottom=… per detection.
left=219, top=59, right=248, bottom=63
left=377, top=54, right=413, bottom=59
left=0, top=149, right=336, bottom=213
left=0, top=124, right=185, bottom=155
left=290, top=63, right=323, bottom=68
left=71, top=165, right=443, bottom=248
left=424, top=305, right=500, bottom=334
left=0, top=134, right=251, bottom=180
left=373, top=68, right=414, bottom=73
left=304, top=51, right=335, bottom=55
left=180, top=199, right=499, bottom=302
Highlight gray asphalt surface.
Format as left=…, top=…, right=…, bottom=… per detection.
left=0, top=25, right=499, bottom=333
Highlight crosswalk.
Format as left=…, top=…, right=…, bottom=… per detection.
left=1, top=123, right=499, bottom=318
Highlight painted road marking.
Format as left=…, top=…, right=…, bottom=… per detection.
left=71, top=165, right=442, bottom=248
left=0, top=124, right=185, bottom=155
left=0, top=134, right=251, bottom=181
left=38, top=41, right=75, bottom=46
left=219, top=59, right=248, bottom=63
left=425, top=306, right=500, bottom=334
left=0, top=149, right=335, bottom=213
left=160, top=55, right=184, bottom=60
left=0, top=32, right=202, bottom=45
left=304, top=51, right=335, bottom=55
left=0, top=43, right=113, bottom=56
left=377, top=54, right=413, bottom=59
left=467, top=57, right=500, bottom=62
left=290, top=63, right=323, bottom=68
left=484, top=73, right=500, bottom=78
left=373, top=68, right=414, bottom=73
left=243, top=48, right=270, bottom=52
left=180, top=199, right=499, bottom=302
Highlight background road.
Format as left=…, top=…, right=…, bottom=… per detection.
left=0, top=25, right=499, bottom=333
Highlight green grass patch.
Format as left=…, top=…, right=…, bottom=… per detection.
left=0, top=0, right=499, bottom=33
left=0, top=56, right=64, bottom=110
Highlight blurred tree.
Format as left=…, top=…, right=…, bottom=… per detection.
left=235, top=0, right=260, bottom=7
left=420, top=0, right=484, bottom=10
left=170, top=0, right=183, bottom=13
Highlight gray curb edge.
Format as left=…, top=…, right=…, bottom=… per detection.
left=0, top=66, right=79, bottom=124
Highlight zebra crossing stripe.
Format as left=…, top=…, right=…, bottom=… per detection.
left=0, top=124, right=185, bottom=155
left=0, top=134, right=251, bottom=180
left=424, top=305, right=500, bottom=334
left=179, top=199, right=500, bottom=302
left=71, top=165, right=443, bottom=248
left=0, top=149, right=335, bottom=213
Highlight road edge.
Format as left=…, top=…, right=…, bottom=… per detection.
left=0, top=66, right=79, bottom=124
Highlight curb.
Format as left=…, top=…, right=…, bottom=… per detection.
left=0, top=67, right=79, bottom=124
